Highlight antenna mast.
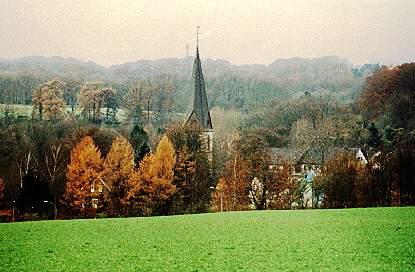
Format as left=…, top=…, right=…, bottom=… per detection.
left=195, top=26, right=201, bottom=48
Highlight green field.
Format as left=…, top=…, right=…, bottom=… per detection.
left=1, top=208, right=414, bottom=271
left=0, top=104, right=129, bottom=121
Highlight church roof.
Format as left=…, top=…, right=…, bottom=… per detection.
left=185, top=46, right=213, bottom=130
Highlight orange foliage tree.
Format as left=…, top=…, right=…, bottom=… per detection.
left=236, top=134, right=294, bottom=210
left=102, top=136, right=135, bottom=215
left=63, top=136, right=103, bottom=215
left=359, top=63, right=415, bottom=130
left=211, top=154, right=251, bottom=211
left=127, top=135, right=176, bottom=215
left=266, top=161, right=296, bottom=210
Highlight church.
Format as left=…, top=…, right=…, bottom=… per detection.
left=184, top=31, right=214, bottom=156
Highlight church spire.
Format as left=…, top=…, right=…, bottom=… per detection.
left=185, top=27, right=213, bottom=130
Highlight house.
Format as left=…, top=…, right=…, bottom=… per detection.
left=270, top=146, right=370, bottom=208
left=271, top=147, right=370, bottom=172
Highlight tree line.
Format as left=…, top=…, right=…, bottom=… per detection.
left=0, top=55, right=367, bottom=115
left=0, top=62, right=414, bottom=221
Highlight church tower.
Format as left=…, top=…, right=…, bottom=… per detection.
left=184, top=27, right=214, bottom=156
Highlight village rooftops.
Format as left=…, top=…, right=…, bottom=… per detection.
left=271, top=147, right=371, bottom=166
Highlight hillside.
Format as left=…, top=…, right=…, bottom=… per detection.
left=0, top=55, right=365, bottom=111
left=1, top=207, right=414, bottom=271
left=0, top=55, right=354, bottom=82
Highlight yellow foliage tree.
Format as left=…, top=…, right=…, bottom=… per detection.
left=32, top=80, right=65, bottom=120
left=127, top=135, right=176, bottom=215
left=153, top=135, right=176, bottom=180
left=63, top=136, right=103, bottom=215
left=102, top=136, right=135, bottom=214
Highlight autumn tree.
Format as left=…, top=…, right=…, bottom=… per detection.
left=32, top=80, right=65, bottom=120
left=63, top=136, right=103, bottom=215
left=211, top=153, right=251, bottom=212
left=126, top=81, right=149, bottom=125
left=289, top=116, right=337, bottom=157
left=123, top=170, right=142, bottom=215
left=63, top=79, right=81, bottom=113
left=101, top=136, right=135, bottom=215
left=355, top=158, right=389, bottom=207
left=125, top=83, right=142, bottom=125
left=78, top=83, right=117, bottom=124
left=317, top=150, right=361, bottom=208
left=126, top=80, right=155, bottom=125
left=289, top=117, right=314, bottom=151
left=359, top=63, right=415, bottom=131
left=78, top=83, right=99, bottom=121
left=237, top=133, right=293, bottom=210
left=266, top=161, right=297, bottom=209
left=126, top=77, right=175, bottom=128
left=127, top=135, right=176, bottom=215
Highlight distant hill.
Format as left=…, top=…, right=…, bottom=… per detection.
left=0, top=56, right=107, bottom=81
left=0, top=55, right=374, bottom=109
left=0, top=55, right=353, bottom=81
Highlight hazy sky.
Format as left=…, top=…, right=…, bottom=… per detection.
left=1, top=0, right=414, bottom=66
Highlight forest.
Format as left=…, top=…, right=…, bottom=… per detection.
left=0, top=56, right=414, bottom=220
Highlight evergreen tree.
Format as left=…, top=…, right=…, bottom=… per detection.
left=367, top=122, right=381, bottom=148
left=166, top=123, right=212, bottom=213
left=130, top=124, right=150, bottom=163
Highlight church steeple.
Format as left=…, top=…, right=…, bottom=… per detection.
left=185, top=27, right=213, bottom=130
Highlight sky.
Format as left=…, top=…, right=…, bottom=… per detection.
left=0, top=0, right=414, bottom=66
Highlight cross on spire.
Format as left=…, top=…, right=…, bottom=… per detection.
left=195, top=26, right=201, bottom=48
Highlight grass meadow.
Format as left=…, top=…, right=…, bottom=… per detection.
left=1, top=207, right=414, bottom=271
left=0, top=104, right=129, bottom=121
